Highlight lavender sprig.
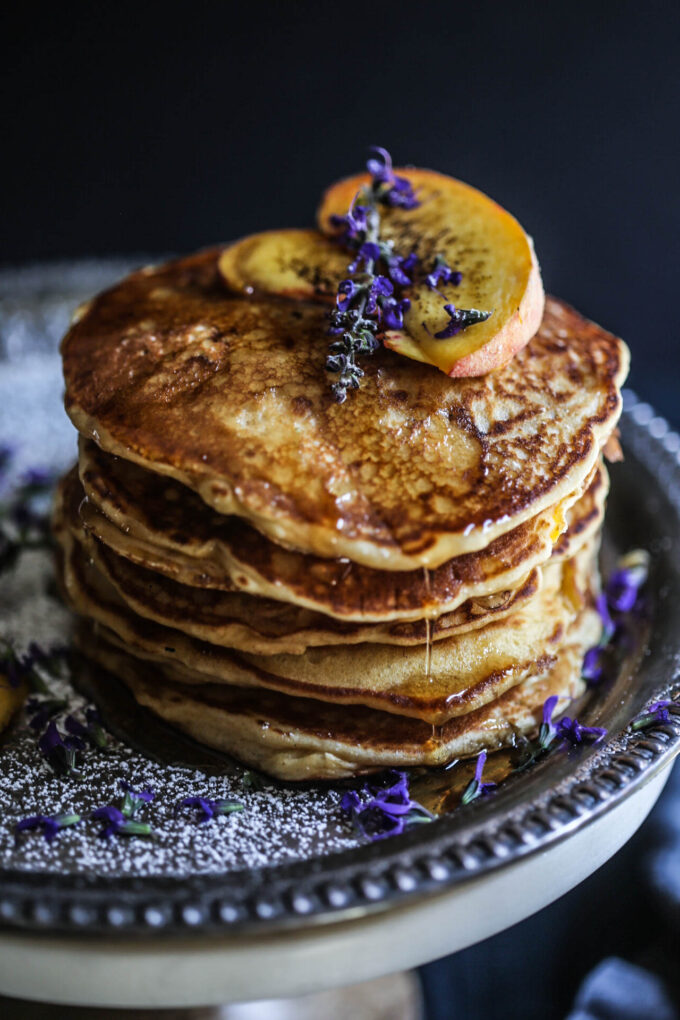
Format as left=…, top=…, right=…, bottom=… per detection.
left=434, top=304, right=492, bottom=339
left=91, top=805, right=152, bottom=840
left=581, top=549, right=650, bottom=687
left=518, top=695, right=607, bottom=770
left=326, top=152, right=418, bottom=402
left=91, top=782, right=155, bottom=839
left=179, top=796, right=244, bottom=824
left=340, top=770, right=433, bottom=841
left=38, top=719, right=83, bottom=776
left=120, top=781, right=155, bottom=819
left=15, top=812, right=81, bottom=844
left=632, top=699, right=674, bottom=732
left=461, top=750, right=496, bottom=805
left=326, top=147, right=493, bottom=400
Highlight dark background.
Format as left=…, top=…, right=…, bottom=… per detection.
left=3, top=0, right=680, bottom=421
left=3, top=4, right=680, bottom=1017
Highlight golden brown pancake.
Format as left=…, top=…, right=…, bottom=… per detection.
left=61, top=250, right=628, bottom=569
left=82, top=530, right=542, bottom=652
left=55, top=507, right=599, bottom=724
left=74, top=442, right=605, bottom=623
left=76, top=613, right=599, bottom=780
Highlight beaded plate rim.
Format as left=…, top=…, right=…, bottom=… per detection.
left=1, top=385, right=680, bottom=938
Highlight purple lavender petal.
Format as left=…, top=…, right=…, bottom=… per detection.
left=368, top=794, right=412, bottom=816
left=15, top=815, right=45, bottom=835
left=595, top=592, right=616, bottom=641
left=648, top=700, right=672, bottom=722
left=582, top=645, right=606, bottom=684
left=340, top=790, right=362, bottom=813
left=474, top=750, right=488, bottom=784
left=38, top=720, right=63, bottom=756
left=121, top=781, right=155, bottom=802
left=606, top=568, right=640, bottom=612
left=366, top=146, right=393, bottom=183
left=556, top=717, right=607, bottom=746
left=180, top=796, right=237, bottom=823
left=542, top=695, right=559, bottom=728
left=384, top=176, right=420, bottom=210
left=382, top=297, right=410, bottom=330
left=92, top=805, right=125, bottom=839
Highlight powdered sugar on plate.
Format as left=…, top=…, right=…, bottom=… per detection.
left=0, top=547, right=358, bottom=878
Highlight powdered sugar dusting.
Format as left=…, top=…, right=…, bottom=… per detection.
left=0, top=551, right=359, bottom=878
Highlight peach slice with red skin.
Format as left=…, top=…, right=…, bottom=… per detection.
left=218, top=169, right=544, bottom=379
left=317, top=168, right=545, bottom=377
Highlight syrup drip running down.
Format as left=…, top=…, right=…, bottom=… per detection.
left=423, top=566, right=432, bottom=683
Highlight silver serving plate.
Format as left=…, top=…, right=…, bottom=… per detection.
left=0, top=262, right=678, bottom=1005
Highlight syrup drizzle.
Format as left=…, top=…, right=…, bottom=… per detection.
left=423, top=566, right=432, bottom=683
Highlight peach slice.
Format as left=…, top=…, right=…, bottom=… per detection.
left=218, top=228, right=346, bottom=303
left=318, top=168, right=544, bottom=377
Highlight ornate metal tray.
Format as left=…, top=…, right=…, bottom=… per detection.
left=0, top=261, right=679, bottom=940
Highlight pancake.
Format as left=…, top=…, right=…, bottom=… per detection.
left=61, top=468, right=544, bottom=646
left=83, top=530, right=543, bottom=651
left=55, top=512, right=599, bottom=724
left=75, top=443, right=604, bottom=623
left=61, top=250, right=628, bottom=569
left=552, top=462, right=608, bottom=561
left=76, top=609, right=600, bottom=780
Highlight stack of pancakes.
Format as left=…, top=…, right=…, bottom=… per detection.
left=54, top=251, right=628, bottom=780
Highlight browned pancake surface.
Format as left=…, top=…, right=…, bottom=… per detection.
left=76, top=443, right=606, bottom=622
left=77, top=623, right=598, bottom=780
left=62, top=250, right=627, bottom=567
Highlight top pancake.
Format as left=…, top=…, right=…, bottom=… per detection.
left=62, top=249, right=628, bottom=569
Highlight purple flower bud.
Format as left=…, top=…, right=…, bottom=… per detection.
left=383, top=175, right=420, bottom=210
left=555, top=717, right=607, bottom=747
left=648, top=700, right=673, bottom=722
left=582, top=645, right=607, bottom=685
left=360, top=241, right=381, bottom=263
left=366, top=146, right=394, bottom=183
left=340, top=770, right=432, bottom=841
left=329, top=203, right=369, bottom=243
left=632, top=699, right=674, bottom=731
left=15, top=812, right=80, bottom=844
left=180, top=796, right=244, bottom=824
left=434, top=304, right=492, bottom=339
left=461, top=750, right=497, bottom=805
left=340, top=790, right=362, bottom=813
left=336, top=279, right=358, bottom=306
left=386, top=252, right=418, bottom=286
left=595, top=592, right=616, bottom=643
left=92, top=804, right=151, bottom=839
left=91, top=805, right=125, bottom=838
left=382, top=297, right=411, bottom=331
left=38, top=720, right=63, bottom=756
left=606, top=569, right=641, bottom=612
left=365, top=276, right=393, bottom=315
left=426, top=255, right=463, bottom=291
